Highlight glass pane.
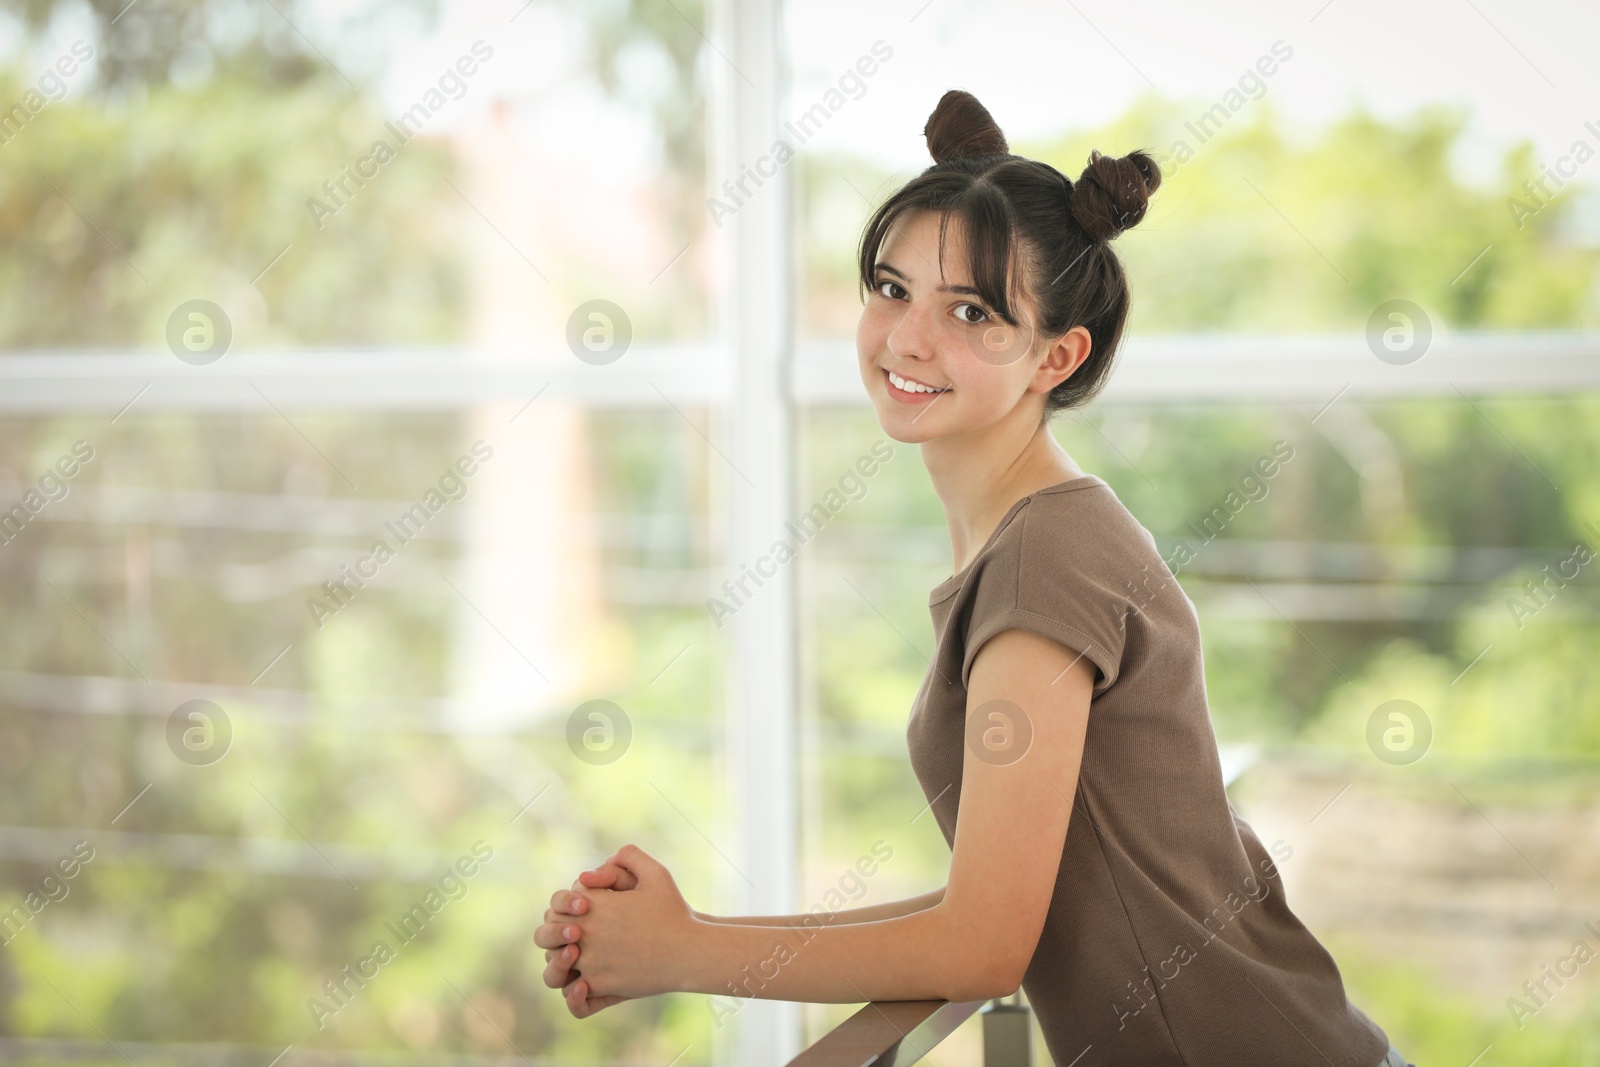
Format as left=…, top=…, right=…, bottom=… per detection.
left=0, top=2, right=712, bottom=354
left=0, top=0, right=719, bottom=1059
left=0, top=405, right=719, bottom=1061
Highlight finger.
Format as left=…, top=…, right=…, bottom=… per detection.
left=543, top=941, right=580, bottom=989
left=564, top=975, right=591, bottom=1019
left=533, top=921, right=582, bottom=951
left=551, top=888, right=590, bottom=916
left=607, top=843, right=656, bottom=882
left=542, top=949, right=566, bottom=989
left=576, top=862, right=633, bottom=888
left=575, top=865, right=617, bottom=888
left=585, top=993, right=630, bottom=1014
left=579, top=862, right=639, bottom=892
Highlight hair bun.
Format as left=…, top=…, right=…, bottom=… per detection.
left=1068, top=149, right=1162, bottom=243
left=923, top=89, right=1009, bottom=164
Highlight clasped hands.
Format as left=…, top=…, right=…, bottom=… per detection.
left=537, top=843, right=699, bottom=1018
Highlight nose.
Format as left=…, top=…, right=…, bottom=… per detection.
left=884, top=296, right=936, bottom=365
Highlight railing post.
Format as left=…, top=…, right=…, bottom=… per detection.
left=980, top=994, right=1034, bottom=1066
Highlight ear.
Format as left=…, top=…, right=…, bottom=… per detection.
left=1036, top=325, right=1091, bottom=392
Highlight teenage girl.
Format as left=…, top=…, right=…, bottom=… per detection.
left=536, top=89, right=1413, bottom=1067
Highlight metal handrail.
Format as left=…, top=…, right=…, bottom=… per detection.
left=785, top=994, right=1034, bottom=1066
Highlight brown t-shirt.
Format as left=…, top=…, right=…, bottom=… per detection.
left=905, top=473, right=1391, bottom=1067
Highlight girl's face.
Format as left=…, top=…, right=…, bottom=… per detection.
left=856, top=208, right=1049, bottom=443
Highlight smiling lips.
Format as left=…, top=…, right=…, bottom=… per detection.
left=884, top=367, right=950, bottom=402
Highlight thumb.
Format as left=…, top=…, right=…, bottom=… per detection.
left=608, top=843, right=659, bottom=881
left=585, top=861, right=640, bottom=891
left=576, top=863, right=632, bottom=889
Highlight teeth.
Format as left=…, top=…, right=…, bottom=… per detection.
left=888, top=370, right=948, bottom=394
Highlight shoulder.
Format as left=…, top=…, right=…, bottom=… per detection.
left=1001, top=479, right=1162, bottom=580
left=959, top=482, right=1160, bottom=694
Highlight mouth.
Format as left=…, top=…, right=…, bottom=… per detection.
left=883, top=367, right=951, bottom=403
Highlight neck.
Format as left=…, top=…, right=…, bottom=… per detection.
left=924, top=419, right=1083, bottom=575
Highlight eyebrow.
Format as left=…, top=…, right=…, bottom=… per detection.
left=873, top=261, right=986, bottom=299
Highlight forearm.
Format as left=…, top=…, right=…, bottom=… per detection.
left=692, top=886, right=944, bottom=929
left=674, top=900, right=1006, bottom=1005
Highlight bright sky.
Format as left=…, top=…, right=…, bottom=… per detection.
left=7, top=0, right=1595, bottom=196
left=777, top=0, right=1598, bottom=191
left=365, top=0, right=1599, bottom=195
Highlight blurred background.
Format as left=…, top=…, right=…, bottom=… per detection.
left=2, top=0, right=1599, bottom=1063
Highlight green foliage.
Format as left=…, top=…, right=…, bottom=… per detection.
left=1330, top=932, right=1600, bottom=1066
left=0, top=66, right=468, bottom=349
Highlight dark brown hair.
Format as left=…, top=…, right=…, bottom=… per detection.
left=856, top=89, right=1161, bottom=418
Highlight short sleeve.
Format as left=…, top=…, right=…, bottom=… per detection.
left=958, top=497, right=1131, bottom=695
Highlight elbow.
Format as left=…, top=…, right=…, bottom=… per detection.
left=944, top=958, right=1025, bottom=1004
left=985, top=960, right=1026, bottom=1001
left=993, top=963, right=1025, bottom=1000
left=927, top=903, right=1029, bottom=1003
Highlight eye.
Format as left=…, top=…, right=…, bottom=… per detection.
left=874, top=279, right=906, bottom=300
left=954, top=302, right=990, bottom=325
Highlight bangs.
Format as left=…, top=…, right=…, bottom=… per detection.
left=856, top=178, right=1030, bottom=327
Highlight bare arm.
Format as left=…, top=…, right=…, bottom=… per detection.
left=664, top=627, right=1091, bottom=1004
left=541, top=873, right=945, bottom=1014
left=692, top=886, right=945, bottom=928
left=551, top=624, right=1089, bottom=1007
